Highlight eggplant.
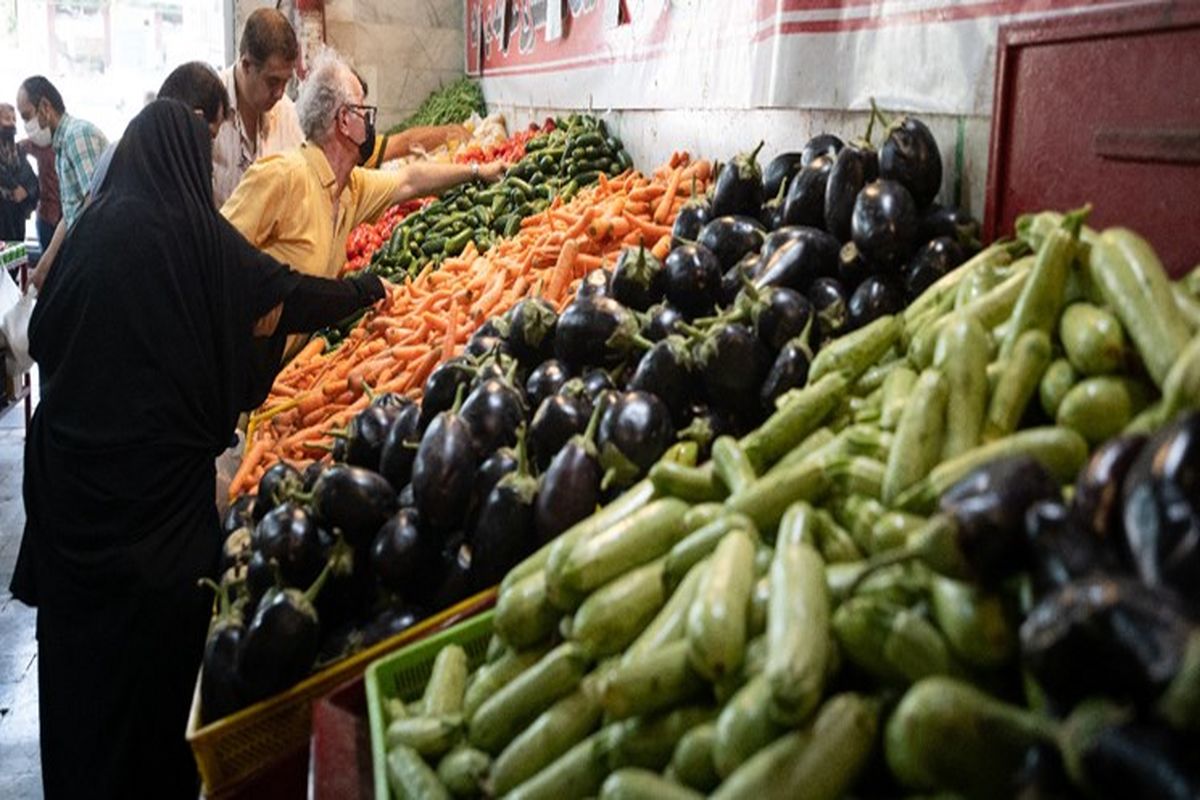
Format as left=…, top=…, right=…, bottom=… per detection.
left=852, top=180, right=919, bottom=273
left=505, top=298, right=558, bottom=366
left=411, top=392, right=478, bottom=532
left=461, top=374, right=528, bottom=457
left=1059, top=704, right=1200, bottom=800
left=808, top=276, right=850, bottom=343
left=671, top=196, right=712, bottom=247
left=312, top=465, right=396, bottom=547
left=466, top=446, right=519, bottom=530
left=1121, top=413, right=1200, bottom=605
left=525, top=359, right=570, bottom=411
left=397, top=483, right=415, bottom=508
left=253, top=502, right=328, bottom=588
left=710, top=142, right=766, bottom=219
left=903, top=236, right=967, bottom=302
left=1025, top=500, right=1115, bottom=599
left=664, top=243, right=723, bottom=319
left=857, top=455, right=1063, bottom=588
left=470, top=433, right=539, bottom=589
left=752, top=227, right=840, bottom=294
left=759, top=179, right=788, bottom=232
left=780, top=154, right=834, bottom=230
left=370, top=392, right=409, bottom=410
left=610, top=245, right=666, bottom=312
left=760, top=226, right=821, bottom=264
left=369, top=507, right=429, bottom=595
left=696, top=322, right=769, bottom=415
left=419, top=358, right=474, bottom=430
left=470, top=317, right=506, bottom=343
left=837, top=241, right=872, bottom=288
left=1020, top=576, right=1193, bottom=708
left=426, top=537, right=475, bottom=611
left=719, top=254, right=761, bottom=309
left=696, top=215, right=766, bottom=272
left=253, top=462, right=302, bottom=522
left=529, top=393, right=590, bottom=472
left=359, top=604, right=425, bottom=649
left=554, top=296, right=644, bottom=369
left=244, top=550, right=275, bottom=611
left=598, top=390, right=675, bottom=487
left=751, top=286, right=814, bottom=352
left=199, top=579, right=246, bottom=724
left=581, top=368, right=617, bottom=404
left=237, top=560, right=332, bottom=702
left=627, top=335, right=695, bottom=424
left=470, top=352, right=523, bottom=391
left=879, top=114, right=943, bottom=209
left=643, top=303, right=687, bottom=342
left=847, top=275, right=905, bottom=330
left=918, top=203, right=981, bottom=249
left=825, top=143, right=879, bottom=242
left=223, top=494, right=257, bottom=537
left=760, top=335, right=814, bottom=410
left=801, top=133, right=844, bottom=167
left=678, top=404, right=737, bottom=462
left=576, top=268, right=611, bottom=301
left=464, top=333, right=511, bottom=361
left=535, top=406, right=603, bottom=545
left=343, top=404, right=401, bottom=470
left=301, top=462, right=327, bottom=493
left=221, top=526, right=253, bottom=572
left=763, top=151, right=805, bottom=200
left=1072, top=434, right=1147, bottom=547
left=378, top=401, right=422, bottom=491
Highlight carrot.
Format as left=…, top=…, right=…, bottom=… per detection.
left=651, top=235, right=672, bottom=261
left=655, top=167, right=684, bottom=224
left=442, top=301, right=461, bottom=359
left=229, top=439, right=269, bottom=499
left=546, top=239, right=580, bottom=302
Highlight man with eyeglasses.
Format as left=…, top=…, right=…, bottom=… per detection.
left=212, top=8, right=305, bottom=207
left=222, top=48, right=503, bottom=363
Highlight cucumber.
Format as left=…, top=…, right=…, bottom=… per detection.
left=1056, top=376, right=1152, bottom=445
left=879, top=366, right=918, bottom=430
left=984, top=329, right=1052, bottom=441
left=809, top=314, right=903, bottom=384
left=386, top=744, right=451, bottom=800
left=494, top=570, right=560, bottom=650
left=1039, top=357, right=1079, bottom=418
left=999, top=224, right=1077, bottom=359
left=463, top=644, right=549, bottom=722
left=713, top=675, right=784, bottom=777
left=488, top=684, right=603, bottom=796
left=671, top=722, right=720, bottom=792
left=504, top=729, right=611, bottom=800
left=468, top=642, right=590, bottom=754
left=881, top=369, right=948, bottom=505
left=663, top=513, right=757, bottom=588
left=601, top=640, right=706, bottom=721
left=687, top=529, right=756, bottom=682
left=1090, top=227, right=1193, bottom=387
left=557, top=498, right=690, bottom=597
left=386, top=714, right=462, bottom=758
left=423, top=644, right=469, bottom=717
left=934, top=316, right=990, bottom=459
left=626, top=557, right=707, bottom=662
left=571, top=558, right=668, bottom=658
left=1059, top=302, right=1127, bottom=375
left=766, top=530, right=830, bottom=724
left=607, top=704, right=717, bottom=771
left=436, top=746, right=490, bottom=798
left=600, top=769, right=704, bottom=800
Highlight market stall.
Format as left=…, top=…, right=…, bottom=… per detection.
left=188, top=2, right=1199, bottom=798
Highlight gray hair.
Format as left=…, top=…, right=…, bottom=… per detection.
left=296, top=48, right=359, bottom=144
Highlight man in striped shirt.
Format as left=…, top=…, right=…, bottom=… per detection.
left=16, top=76, right=108, bottom=229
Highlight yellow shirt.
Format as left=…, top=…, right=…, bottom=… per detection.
left=221, top=142, right=397, bottom=279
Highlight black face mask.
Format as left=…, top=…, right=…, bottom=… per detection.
left=0, top=125, right=15, bottom=143
left=357, top=113, right=375, bottom=166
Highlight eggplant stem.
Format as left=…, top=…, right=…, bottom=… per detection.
left=748, top=141, right=765, bottom=163
left=451, top=382, right=468, bottom=414
left=304, top=558, right=335, bottom=605
left=631, top=334, right=656, bottom=352
left=868, top=98, right=892, bottom=135
left=582, top=399, right=604, bottom=446
left=514, top=423, right=531, bottom=477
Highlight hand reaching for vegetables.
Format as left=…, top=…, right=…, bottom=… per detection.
left=477, top=161, right=507, bottom=184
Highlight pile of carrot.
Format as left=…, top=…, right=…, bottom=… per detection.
left=228, top=154, right=712, bottom=498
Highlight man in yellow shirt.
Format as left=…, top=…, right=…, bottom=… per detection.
left=222, top=48, right=503, bottom=282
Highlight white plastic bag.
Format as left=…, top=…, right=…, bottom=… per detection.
left=0, top=272, right=34, bottom=376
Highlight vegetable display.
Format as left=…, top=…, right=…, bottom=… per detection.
left=358, top=209, right=1200, bottom=798
left=387, top=77, right=487, bottom=134
left=343, top=199, right=430, bottom=276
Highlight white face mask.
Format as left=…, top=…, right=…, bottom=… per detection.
left=25, top=115, right=52, bottom=147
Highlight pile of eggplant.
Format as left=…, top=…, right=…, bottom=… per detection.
left=672, top=110, right=979, bottom=359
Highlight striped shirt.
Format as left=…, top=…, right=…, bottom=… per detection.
left=52, top=113, right=109, bottom=227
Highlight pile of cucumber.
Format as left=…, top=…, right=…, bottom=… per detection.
left=375, top=212, right=1200, bottom=799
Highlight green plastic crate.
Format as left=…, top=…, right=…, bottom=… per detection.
left=365, top=610, right=495, bottom=800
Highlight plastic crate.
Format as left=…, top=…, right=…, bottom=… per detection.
left=365, top=611, right=496, bottom=800
left=186, top=588, right=495, bottom=798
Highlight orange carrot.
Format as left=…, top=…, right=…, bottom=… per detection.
left=655, top=167, right=684, bottom=224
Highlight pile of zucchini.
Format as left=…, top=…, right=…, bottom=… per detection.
left=369, top=115, right=631, bottom=282
left=376, top=212, right=1200, bottom=799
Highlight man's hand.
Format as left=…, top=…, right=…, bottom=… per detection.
left=477, top=161, right=506, bottom=183
left=12, top=186, right=28, bottom=203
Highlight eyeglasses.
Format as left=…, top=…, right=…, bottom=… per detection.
left=345, top=104, right=377, bottom=126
